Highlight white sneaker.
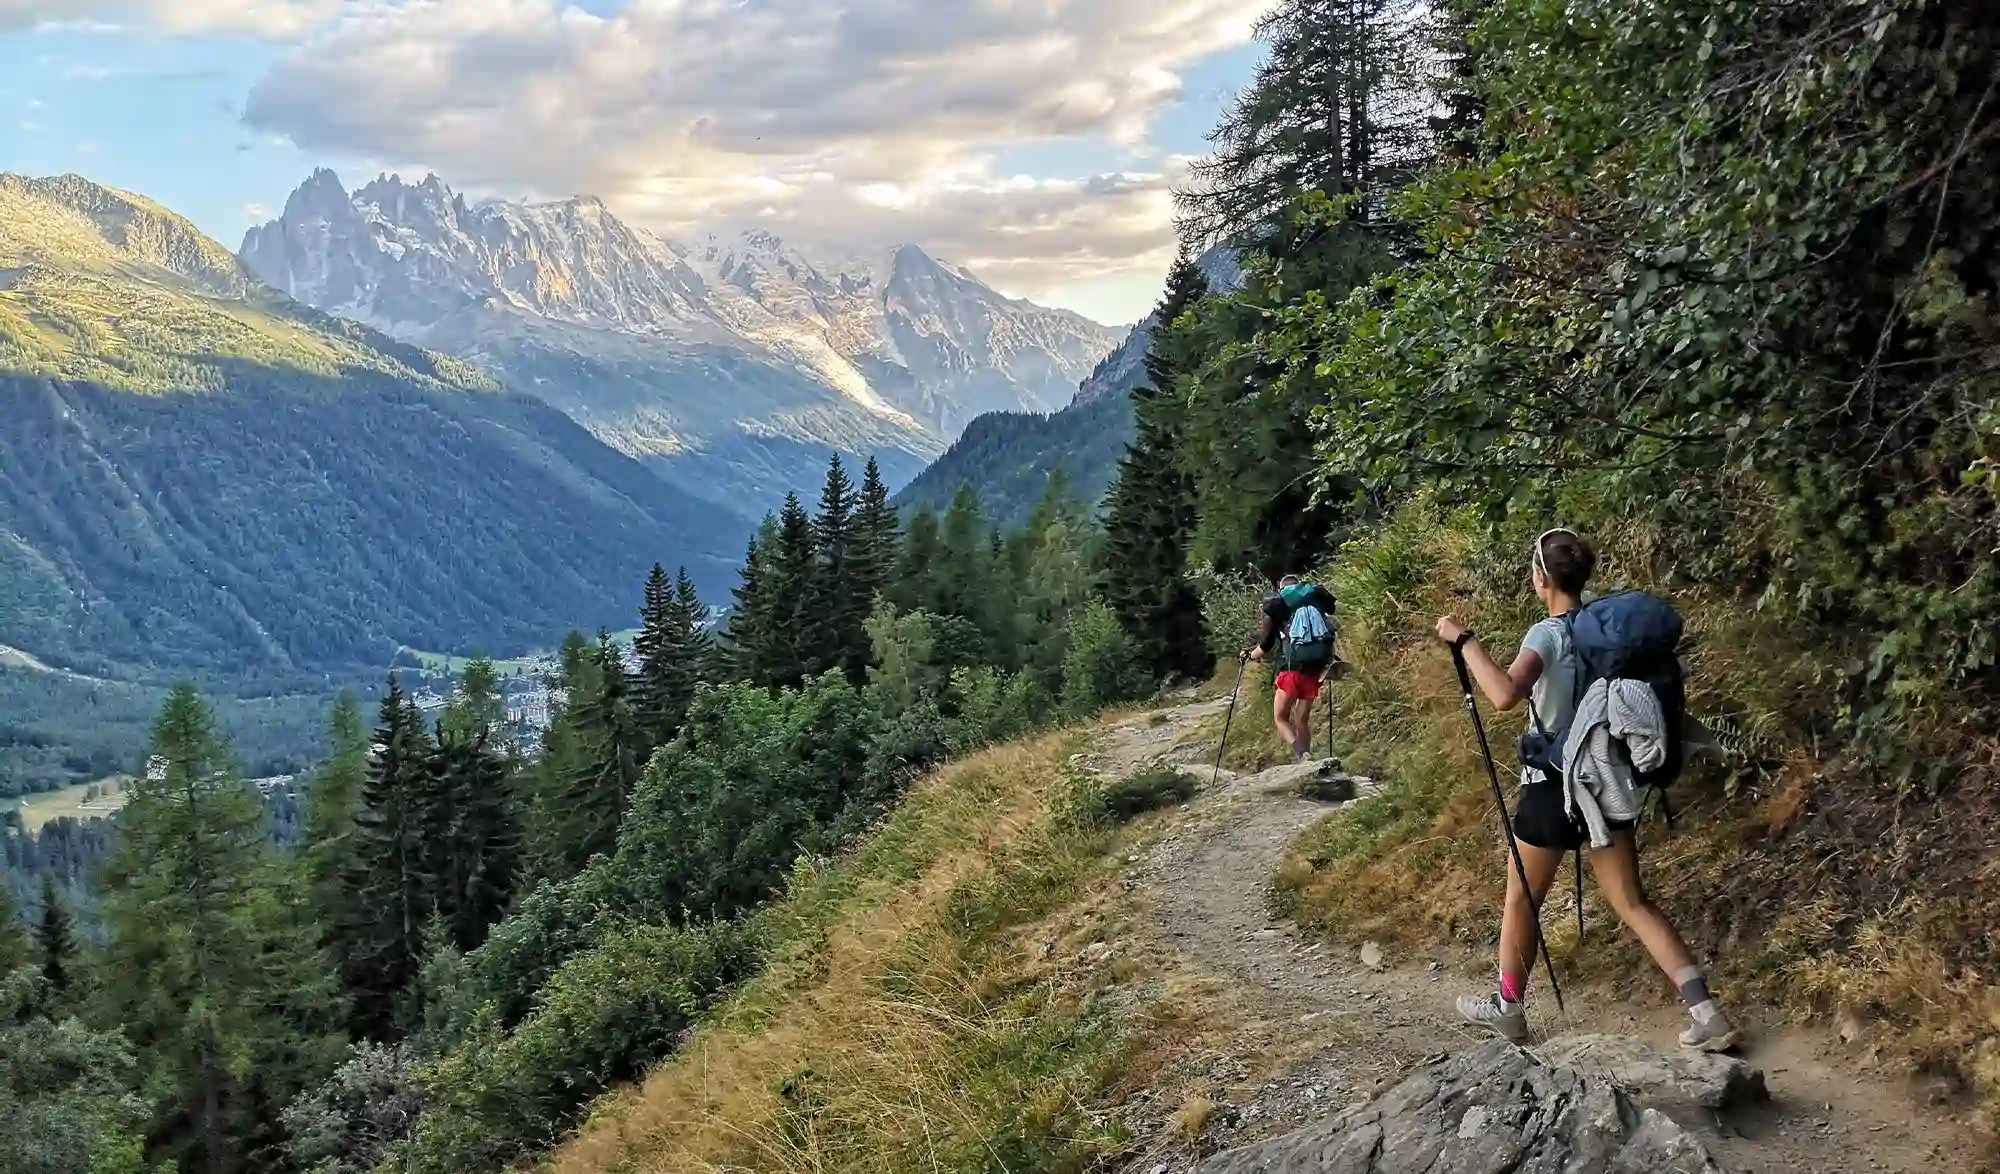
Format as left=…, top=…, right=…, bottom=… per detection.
left=1457, top=991, right=1529, bottom=1042
left=1679, top=1006, right=1740, bottom=1052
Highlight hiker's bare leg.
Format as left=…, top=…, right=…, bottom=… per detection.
left=1587, top=829, right=1696, bottom=976
left=1271, top=689, right=1297, bottom=747
left=1499, top=842, right=1566, bottom=986
left=1292, top=697, right=1315, bottom=755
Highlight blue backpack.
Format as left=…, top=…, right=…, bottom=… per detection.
left=1278, top=583, right=1334, bottom=669
left=1517, top=590, right=1688, bottom=823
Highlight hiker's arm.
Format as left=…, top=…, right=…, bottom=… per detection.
left=1249, top=610, right=1279, bottom=659
left=1434, top=617, right=1543, bottom=711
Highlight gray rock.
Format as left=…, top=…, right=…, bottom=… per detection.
left=1537, top=1034, right=1767, bottom=1111
left=1195, top=1039, right=1723, bottom=1174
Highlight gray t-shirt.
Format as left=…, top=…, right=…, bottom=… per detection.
left=1521, top=617, right=1576, bottom=734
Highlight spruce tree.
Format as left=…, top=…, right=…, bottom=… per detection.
left=634, top=564, right=683, bottom=747
left=725, top=516, right=779, bottom=683
left=35, top=873, right=72, bottom=997
left=98, top=685, right=342, bottom=1170
left=338, top=680, right=440, bottom=1041
left=0, top=885, right=25, bottom=976
left=558, top=634, right=645, bottom=868
left=304, top=690, right=368, bottom=926
left=756, top=493, right=821, bottom=688
left=1177, top=0, right=1430, bottom=241
left=520, top=633, right=603, bottom=884
left=851, top=455, right=900, bottom=614
left=636, top=565, right=715, bottom=748
left=674, top=567, right=717, bottom=687
left=890, top=505, right=943, bottom=615
left=1428, top=0, right=1484, bottom=157
left=1103, top=250, right=1214, bottom=685
left=811, top=455, right=869, bottom=682
left=438, top=656, right=504, bottom=745
left=428, top=733, right=520, bottom=952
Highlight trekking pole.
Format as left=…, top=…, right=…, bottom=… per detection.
left=1449, top=642, right=1566, bottom=1013
left=1212, top=652, right=1248, bottom=789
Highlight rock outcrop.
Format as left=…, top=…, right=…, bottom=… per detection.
left=1196, top=1039, right=1725, bottom=1174
left=1537, top=1034, right=1767, bottom=1113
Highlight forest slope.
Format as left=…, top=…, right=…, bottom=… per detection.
left=0, top=173, right=744, bottom=679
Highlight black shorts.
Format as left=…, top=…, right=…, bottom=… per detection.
left=1512, top=779, right=1633, bottom=852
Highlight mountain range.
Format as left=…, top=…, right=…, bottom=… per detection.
left=896, top=243, right=1242, bottom=527
left=240, top=171, right=1123, bottom=513
left=0, top=172, right=743, bottom=680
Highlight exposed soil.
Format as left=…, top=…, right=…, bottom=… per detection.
left=1074, top=695, right=1989, bottom=1174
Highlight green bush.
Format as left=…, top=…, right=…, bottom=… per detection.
left=1094, top=765, right=1198, bottom=823
left=1058, top=603, right=1149, bottom=719
left=392, top=920, right=761, bottom=1174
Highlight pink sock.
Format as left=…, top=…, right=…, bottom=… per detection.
left=1499, top=971, right=1528, bottom=1005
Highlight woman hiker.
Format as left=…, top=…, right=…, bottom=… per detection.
left=1248, top=574, right=1339, bottom=764
left=1434, top=529, right=1738, bottom=1052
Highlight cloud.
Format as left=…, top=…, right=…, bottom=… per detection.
left=2, top=0, right=340, bottom=38
left=241, top=0, right=1267, bottom=310
left=241, top=202, right=268, bottom=220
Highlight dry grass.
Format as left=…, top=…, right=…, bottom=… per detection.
left=548, top=735, right=1155, bottom=1174
left=1271, top=504, right=2000, bottom=1140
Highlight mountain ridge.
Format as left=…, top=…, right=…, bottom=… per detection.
left=241, top=170, right=1122, bottom=513
left=0, top=171, right=744, bottom=680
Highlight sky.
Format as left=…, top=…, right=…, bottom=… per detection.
left=0, top=1, right=1274, bottom=325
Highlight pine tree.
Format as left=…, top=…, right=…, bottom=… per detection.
left=811, top=455, right=870, bottom=682
left=850, top=456, right=900, bottom=615
left=35, top=873, right=72, bottom=996
left=674, top=567, right=717, bottom=687
left=725, top=516, right=779, bottom=683
left=637, top=564, right=715, bottom=748
left=1177, top=0, right=1430, bottom=242
left=304, top=691, right=368, bottom=926
left=519, top=633, right=603, bottom=885
left=438, top=656, right=504, bottom=746
left=890, top=505, right=943, bottom=615
left=755, top=493, right=821, bottom=688
left=0, top=885, right=25, bottom=976
left=558, top=634, right=645, bottom=868
left=1103, top=251, right=1214, bottom=685
left=98, top=685, right=342, bottom=1170
left=338, top=679, right=440, bottom=1041
left=428, top=733, right=520, bottom=952
left=1428, top=0, right=1484, bottom=157
left=634, top=564, right=684, bottom=746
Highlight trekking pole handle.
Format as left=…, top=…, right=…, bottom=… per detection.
left=1449, top=640, right=1476, bottom=698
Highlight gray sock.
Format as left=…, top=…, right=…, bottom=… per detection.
left=1673, top=967, right=1712, bottom=1009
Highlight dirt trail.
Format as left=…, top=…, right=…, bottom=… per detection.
left=1082, top=694, right=1986, bottom=1174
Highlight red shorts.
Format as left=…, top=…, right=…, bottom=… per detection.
left=1275, top=670, right=1322, bottom=701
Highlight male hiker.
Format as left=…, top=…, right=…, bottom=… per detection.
left=1247, top=574, right=1339, bottom=763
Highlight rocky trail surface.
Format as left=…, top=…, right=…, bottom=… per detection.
left=1074, top=694, right=1986, bottom=1174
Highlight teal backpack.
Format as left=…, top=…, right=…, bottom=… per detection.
left=1279, top=583, right=1333, bottom=668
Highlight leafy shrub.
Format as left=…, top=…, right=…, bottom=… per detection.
left=282, top=1042, right=429, bottom=1174
left=1094, top=765, right=1198, bottom=823
left=393, top=920, right=762, bottom=1174
left=1058, top=603, right=1149, bottom=718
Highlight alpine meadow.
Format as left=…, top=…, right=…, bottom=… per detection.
left=2, top=0, right=1998, bottom=1172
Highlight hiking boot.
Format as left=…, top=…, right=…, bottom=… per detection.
left=1679, top=1007, right=1740, bottom=1053
left=1457, top=991, right=1529, bottom=1043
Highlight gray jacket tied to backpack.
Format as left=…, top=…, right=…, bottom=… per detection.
left=1559, top=677, right=1667, bottom=848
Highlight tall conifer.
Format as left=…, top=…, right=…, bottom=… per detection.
left=35, top=873, right=72, bottom=997
left=1103, top=249, right=1214, bottom=684
left=811, top=455, right=870, bottom=682
left=98, top=685, right=341, bottom=1168
left=558, top=634, right=645, bottom=867
left=338, top=680, right=439, bottom=1040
